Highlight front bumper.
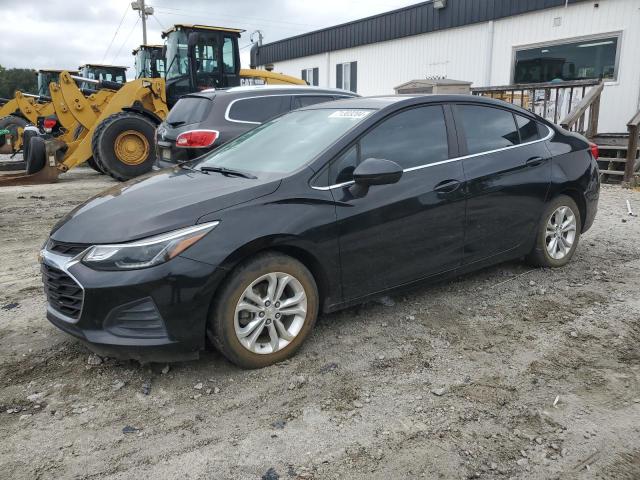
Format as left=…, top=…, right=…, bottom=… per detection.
left=41, top=249, right=227, bottom=362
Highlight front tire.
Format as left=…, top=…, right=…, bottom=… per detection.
left=209, top=252, right=319, bottom=369
left=92, top=112, right=157, bottom=181
left=527, top=195, right=581, bottom=268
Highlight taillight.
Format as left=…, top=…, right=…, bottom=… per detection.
left=43, top=117, right=57, bottom=129
left=175, top=130, right=219, bottom=148
left=589, top=142, right=599, bottom=160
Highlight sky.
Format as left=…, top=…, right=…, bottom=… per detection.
left=0, top=0, right=419, bottom=77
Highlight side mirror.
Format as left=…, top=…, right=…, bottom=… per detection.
left=350, top=157, right=402, bottom=197
left=161, top=45, right=167, bottom=61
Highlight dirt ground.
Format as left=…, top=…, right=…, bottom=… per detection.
left=0, top=164, right=639, bottom=480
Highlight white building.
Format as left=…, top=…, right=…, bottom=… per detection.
left=251, top=0, right=640, bottom=133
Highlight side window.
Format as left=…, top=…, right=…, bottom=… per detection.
left=292, top=95, right=334, bottom=109
left=360, top=106, right=449, bottom=170
left=515, top=114, right=540, bottom=143
left=457, top=105, right=519, bottom=154
left=222, top=37, right=236, bottom=74
left=326, top=106, right=449, bottom=184
left=228, top=96, right=291, bottom=123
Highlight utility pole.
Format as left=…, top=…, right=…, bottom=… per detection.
left=131, top=0, right=154, bottom=44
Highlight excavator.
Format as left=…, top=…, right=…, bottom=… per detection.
left=0, top=24, right=306, bottom=185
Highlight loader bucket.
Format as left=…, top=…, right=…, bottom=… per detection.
left=0, top=138, right=62, bottom=186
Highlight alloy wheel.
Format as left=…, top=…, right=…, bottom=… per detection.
left=234, top=272, right=307, bottom=354
left=545, top=206, right=577, bottom=260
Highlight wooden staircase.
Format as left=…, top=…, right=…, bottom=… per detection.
left=591, top=134, right=639, bottom=182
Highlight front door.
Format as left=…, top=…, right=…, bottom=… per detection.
left=330, top=105, right=466, bottom=301
left=453, top=104, right=552, bottom=264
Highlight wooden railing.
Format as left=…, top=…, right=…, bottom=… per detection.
left=624, top=110, right=640, bottom=183
left=558, top=82, right=604, bottom=138
left=472, top=79, right=602, bottom=135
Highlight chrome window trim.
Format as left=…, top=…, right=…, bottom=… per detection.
left=40, top=248, right=89, bottom=324
left=224, top=93, right=353, bottom=125
left=312, top=124, right=554, bottom=191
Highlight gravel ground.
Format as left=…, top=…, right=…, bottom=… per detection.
left=0, top=163, right=639, bottom=480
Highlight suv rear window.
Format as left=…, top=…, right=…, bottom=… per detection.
left=291, top=95, right=335, bottom=109
left=166, top=96, right=211, bottom=126
left=228, top=96, right=291, bottom=123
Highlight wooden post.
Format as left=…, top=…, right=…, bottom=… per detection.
left=586, top=95, right=600, bottom=139
left=624, top=123, right=639, bottom=183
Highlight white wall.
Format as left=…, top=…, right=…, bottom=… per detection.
left=265, top=0, right=640, bottom=133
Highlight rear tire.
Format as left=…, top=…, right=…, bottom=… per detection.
left=0, top=115, right=28, bottom=168
left=92, top=112, right=157, bottom=181
left=25, top=136, right=47, bottom=174
left=209, top=252, right=319, bottom=369
left=21, top=129, right=38, bottom=164
left=526, top=195, right=581, bottom=268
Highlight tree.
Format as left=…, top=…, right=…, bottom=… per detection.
left=0, top=65, right=37, bottom=99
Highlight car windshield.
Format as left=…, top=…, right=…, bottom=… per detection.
left=193, top=108, right=373, bottom=176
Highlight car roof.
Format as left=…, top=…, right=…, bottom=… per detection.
left=188, top=85, right=358, bottom=100
left=300, top=94, right=541, bottom=118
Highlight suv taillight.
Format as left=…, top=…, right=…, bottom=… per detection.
left=175, top=130, right=219, bottom=148
left=589, top=142, right=599, bottom=160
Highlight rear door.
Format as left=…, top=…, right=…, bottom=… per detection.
left=329, top=104, right=466, bottom=300
left=453, top=104, right=552, bottom=264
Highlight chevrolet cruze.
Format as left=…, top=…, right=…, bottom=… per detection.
left=41, top=95, right=599, bottom=369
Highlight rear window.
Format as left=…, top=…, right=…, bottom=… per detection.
left=515, top=114, right=540, bottom=143
left=291, top=95, right=335, bottom=109
left=228, top=96, right=291, bottom=123
left=166, top=96, right=211, bottom=125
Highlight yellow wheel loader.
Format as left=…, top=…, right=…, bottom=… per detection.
left=0, top=69, right=79, bottom=170
left=0, top=25, right=306, bottom=186
left=133, top=45, right=165, bottom=79
left=0, top=66, right=127, bottom=161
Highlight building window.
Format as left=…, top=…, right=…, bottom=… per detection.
left=514, top=34, right=620, bottom=84
left=301, top=67, right=319, bottom=86
left=336, top=61, right=357, bottom=92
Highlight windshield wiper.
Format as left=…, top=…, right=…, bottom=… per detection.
left=199, top=166, right=257, bottom=179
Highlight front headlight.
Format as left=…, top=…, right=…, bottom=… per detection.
left=82, top=222, right=219, bottom=270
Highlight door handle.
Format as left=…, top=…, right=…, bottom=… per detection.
left=434, top=179, right=461, bottom=193
left=526, top=156, right=545, bottom=167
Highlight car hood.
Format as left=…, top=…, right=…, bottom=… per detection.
left=51, top=167, right=280, bottom=244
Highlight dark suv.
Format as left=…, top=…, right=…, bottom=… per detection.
left=155, top=85, right=357, bottom=167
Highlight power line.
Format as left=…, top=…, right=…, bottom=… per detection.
left=102, top=5, right=130, bottom=62
left=153, top=9, right=310, bottom=37
left=112, top=17, right=140, bottom=65
left=151, top=5, right=322, bottom=30
left=151, top=13, right=166, bottom=32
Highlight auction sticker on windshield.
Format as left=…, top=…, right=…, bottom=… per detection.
left=328, top=110, right=371, bottom=119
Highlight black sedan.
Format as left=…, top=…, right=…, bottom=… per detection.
left=41, top=95, right=599, bottom=368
